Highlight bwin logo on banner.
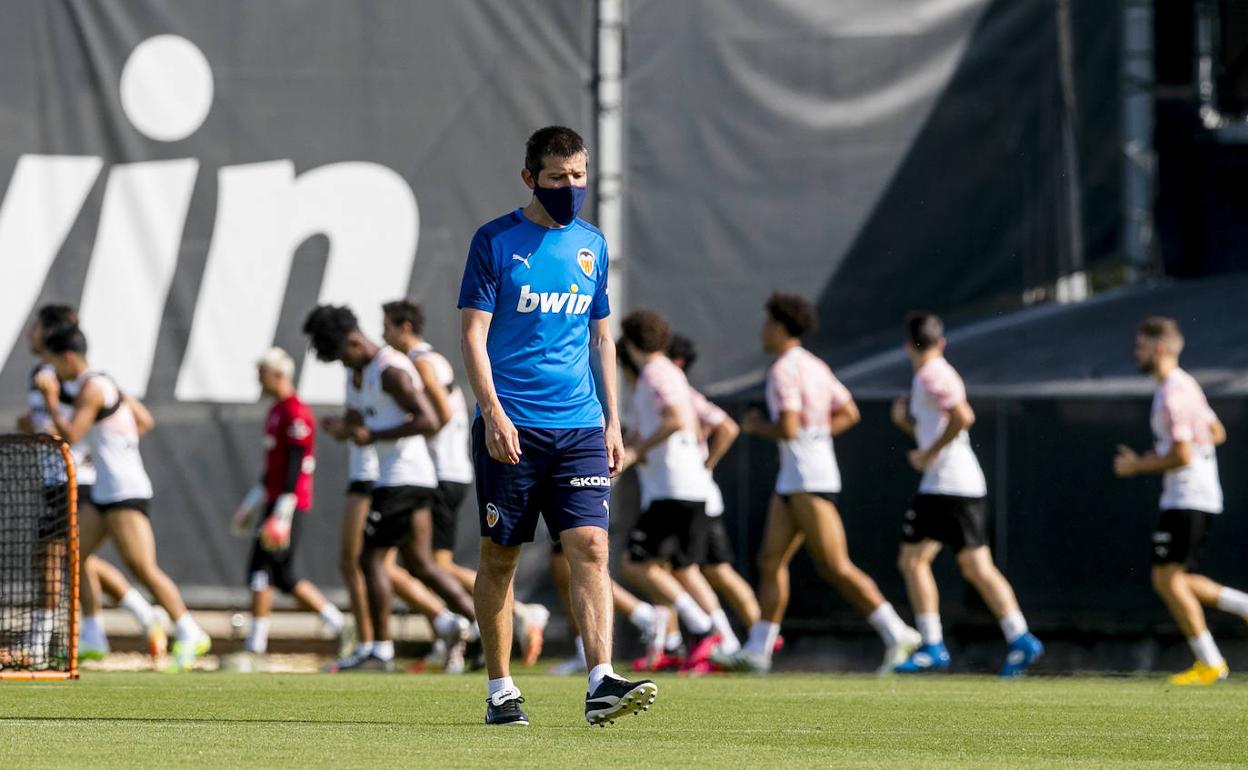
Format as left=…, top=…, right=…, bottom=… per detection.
left=0, top=34, right=420, bottom=404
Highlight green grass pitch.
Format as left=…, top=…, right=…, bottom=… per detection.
left=2, top=671, right=1246, bottom=768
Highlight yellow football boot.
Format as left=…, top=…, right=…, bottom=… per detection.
left=1169, top=661, right=1229, bottom=686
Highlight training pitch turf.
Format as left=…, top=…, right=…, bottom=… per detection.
left=2, top=670, right=1245, bottom=768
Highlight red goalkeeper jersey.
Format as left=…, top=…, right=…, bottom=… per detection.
left=264, top=394, right=315, bottom=510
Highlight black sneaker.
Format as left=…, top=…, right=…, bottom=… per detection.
left=585, top=675, right=658, bottom=726
left=335, top=652, right=395, bottom=672
left=485, top=688, right=529, bottom=726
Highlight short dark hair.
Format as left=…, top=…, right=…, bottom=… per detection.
left=1138, top=316, right=1184, bottom=354
left=667, top=333, right=698, bottom=373
left=44, top=324, right=87, bottom=356
left=765, top=292, right=818, bottom=338
left=616, top=335, right=639, bottom=377
left=302, top=304, right=359, bottom=362
left=620, top=309, right=672, bottom=354
left=525, top=126, right=587, bottom=179
left=37, top=304, right=77, bottom=331
left=906, top=311, right=944, bottom=350
left=382, top=299, right=424, bottom=336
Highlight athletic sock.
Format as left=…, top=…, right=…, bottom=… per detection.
left=573, top=635, right=586, bottom=665
left=119, top=588, right=156, bottom=631
left=745, top=620, right=780, bottom=658
left=31, top=608, right=54, bottom=652
left=318, top=604, right=344, bottom=633
left=588, top=662, right=615, bottom=693
left=999, top=611, right=1029, bottom=643
left=1216, top=587, right=1248, bottom=619
left=173, top=613, right=205, bottom=643
left=665, top=631, right=683, bottom=652
left=1188, top=631, right=1225, bottom=668
left=710, top=609, right=741, bottom=654
left=245, top=617, right=270, bottom=654
left=629, top=602, right=658, bottom=632
left=866, top=602, right=908, bottom=646
left=488, top=675, right=515, bottom=699
left=373, top=640, right=395, bottom=661
left=468, top=621, right=481, bottom=643
left=672, top=592, right=713, bottom=635
left=81, top=614, right=108, bottom=646
left=916, top=613, right=943, bottom=646
left=432, top=609, right=460, bottom=638
left=355, top=641, right=375, bottom=657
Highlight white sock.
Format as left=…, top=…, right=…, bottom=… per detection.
left=588, top=662, right=615, bottom=693
left=318, top=604, right=344, bottom=633
left=31, top=608, right=54, bottom=650
left=629, top=602, right=657, bottom=632
left=488, top=675, right=515, bottom=699
left=373, top=640, right=395, bottom=660
left=745, top=620, right=780, bottom=657
left=665, top=631, right=683, bottom=652
left=355, top=641, right=375, bottom=657
left=80, top=614, right=107, bottom=646
left=432, top=610, right=459, bottom=637
left=468, top=621, right=480, bottom=643
left=672, top=593, right=713, bottom=635
left=710, top=609, right=740, bottom=654
left=573, top=635, right=586, bottom=665
left=1188, top=631, right=1225, bottom=668
left=245, top=617, right=270, bottom=654
left=119, top=589, right=156, bottom=631
left=916, top=613, right=943, bottom=646
left=173, top=613, right=205, bottom=643
left=999, top=611, right=1028, bottom=643
left=1216, top=587, right=1248, bottom=619
left=866, top=602, right=908, bottom=646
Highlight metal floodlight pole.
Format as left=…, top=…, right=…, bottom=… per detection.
left=597, top=0, right=626, bottom=334
left=1121, top=0, right=1155, bottom=283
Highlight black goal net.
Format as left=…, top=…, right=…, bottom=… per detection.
left=0, top=434, right=78, bottom=680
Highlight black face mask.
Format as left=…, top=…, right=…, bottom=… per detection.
left=533, top=184, right=587, bottom=226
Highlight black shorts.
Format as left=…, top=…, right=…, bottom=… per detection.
left=627, top=499, right=708, bottom=569
left=432, top=481, right=470, bottom=552
left=92, top=497, right=151, bottom=517
left=779, top=491, right=839, bottom=506
left=1152, top=509, right=1214, bottom=568
left=247, top=505, right=306, bottom=594
left=364, top=485, right=435, bottom=549
left=346, top=479, right=375, bottom=496
left=38, top=483, right=71, bottom=542
left=901, top=494, right=988, bottom=551
left=702, top=515, right=734, bottom=566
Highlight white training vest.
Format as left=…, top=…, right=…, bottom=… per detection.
left=358, top=347, right=437, bottom=489
left=408, top=342, right=474, bottom=484
left=344, top=368, right=379, bottom=482
left=27, top=363, right=96, bottom=487
left=64, top=371, right=152, bottom=504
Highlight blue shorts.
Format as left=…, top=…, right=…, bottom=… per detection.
left=472, top=417, right=611, bottom=546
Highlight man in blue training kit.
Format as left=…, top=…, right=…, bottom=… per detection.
left=459, top=126, right=657, bottom=726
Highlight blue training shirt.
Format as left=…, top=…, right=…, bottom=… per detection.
left=458, top=208, right=610, bottom=429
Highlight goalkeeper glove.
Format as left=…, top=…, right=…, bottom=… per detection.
left=260, top=493, right=297, bottom=552
left=230, top=485, right=265, bottom=538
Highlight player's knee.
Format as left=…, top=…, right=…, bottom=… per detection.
left=1151, top=565, right=1179, bottom=594
left=479, top=542, right=520, bottom=576
left=563, top=528, right=609, bottom=566
left=820, top=560, right=857, bottom=587
left=757, top=551, right=785, bottom=578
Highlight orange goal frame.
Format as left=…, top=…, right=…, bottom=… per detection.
left=0, top=436, right=79, bottom=680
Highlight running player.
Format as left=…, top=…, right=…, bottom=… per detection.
left=381, top=300, right=549, bottom=665
left=719, top=293, right=919, bottom=674
left=228, top=347, right=343, bottom=655
left=322, top=364, right=473, bottom=674
left=459, top=126, right=655, bottom=726
left=19, top=304, right=166, bottom=662
left=618, top=311, right=738, bottom=673
left=40, top=324, right=211, bottom=672
left=891, top=312, right=1042, bottom=676
left=1113, top=317, right=1246, bottom=685
left=303, top=305, right=475, bottom=672
left=669, top=334, right=762, bottom=646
